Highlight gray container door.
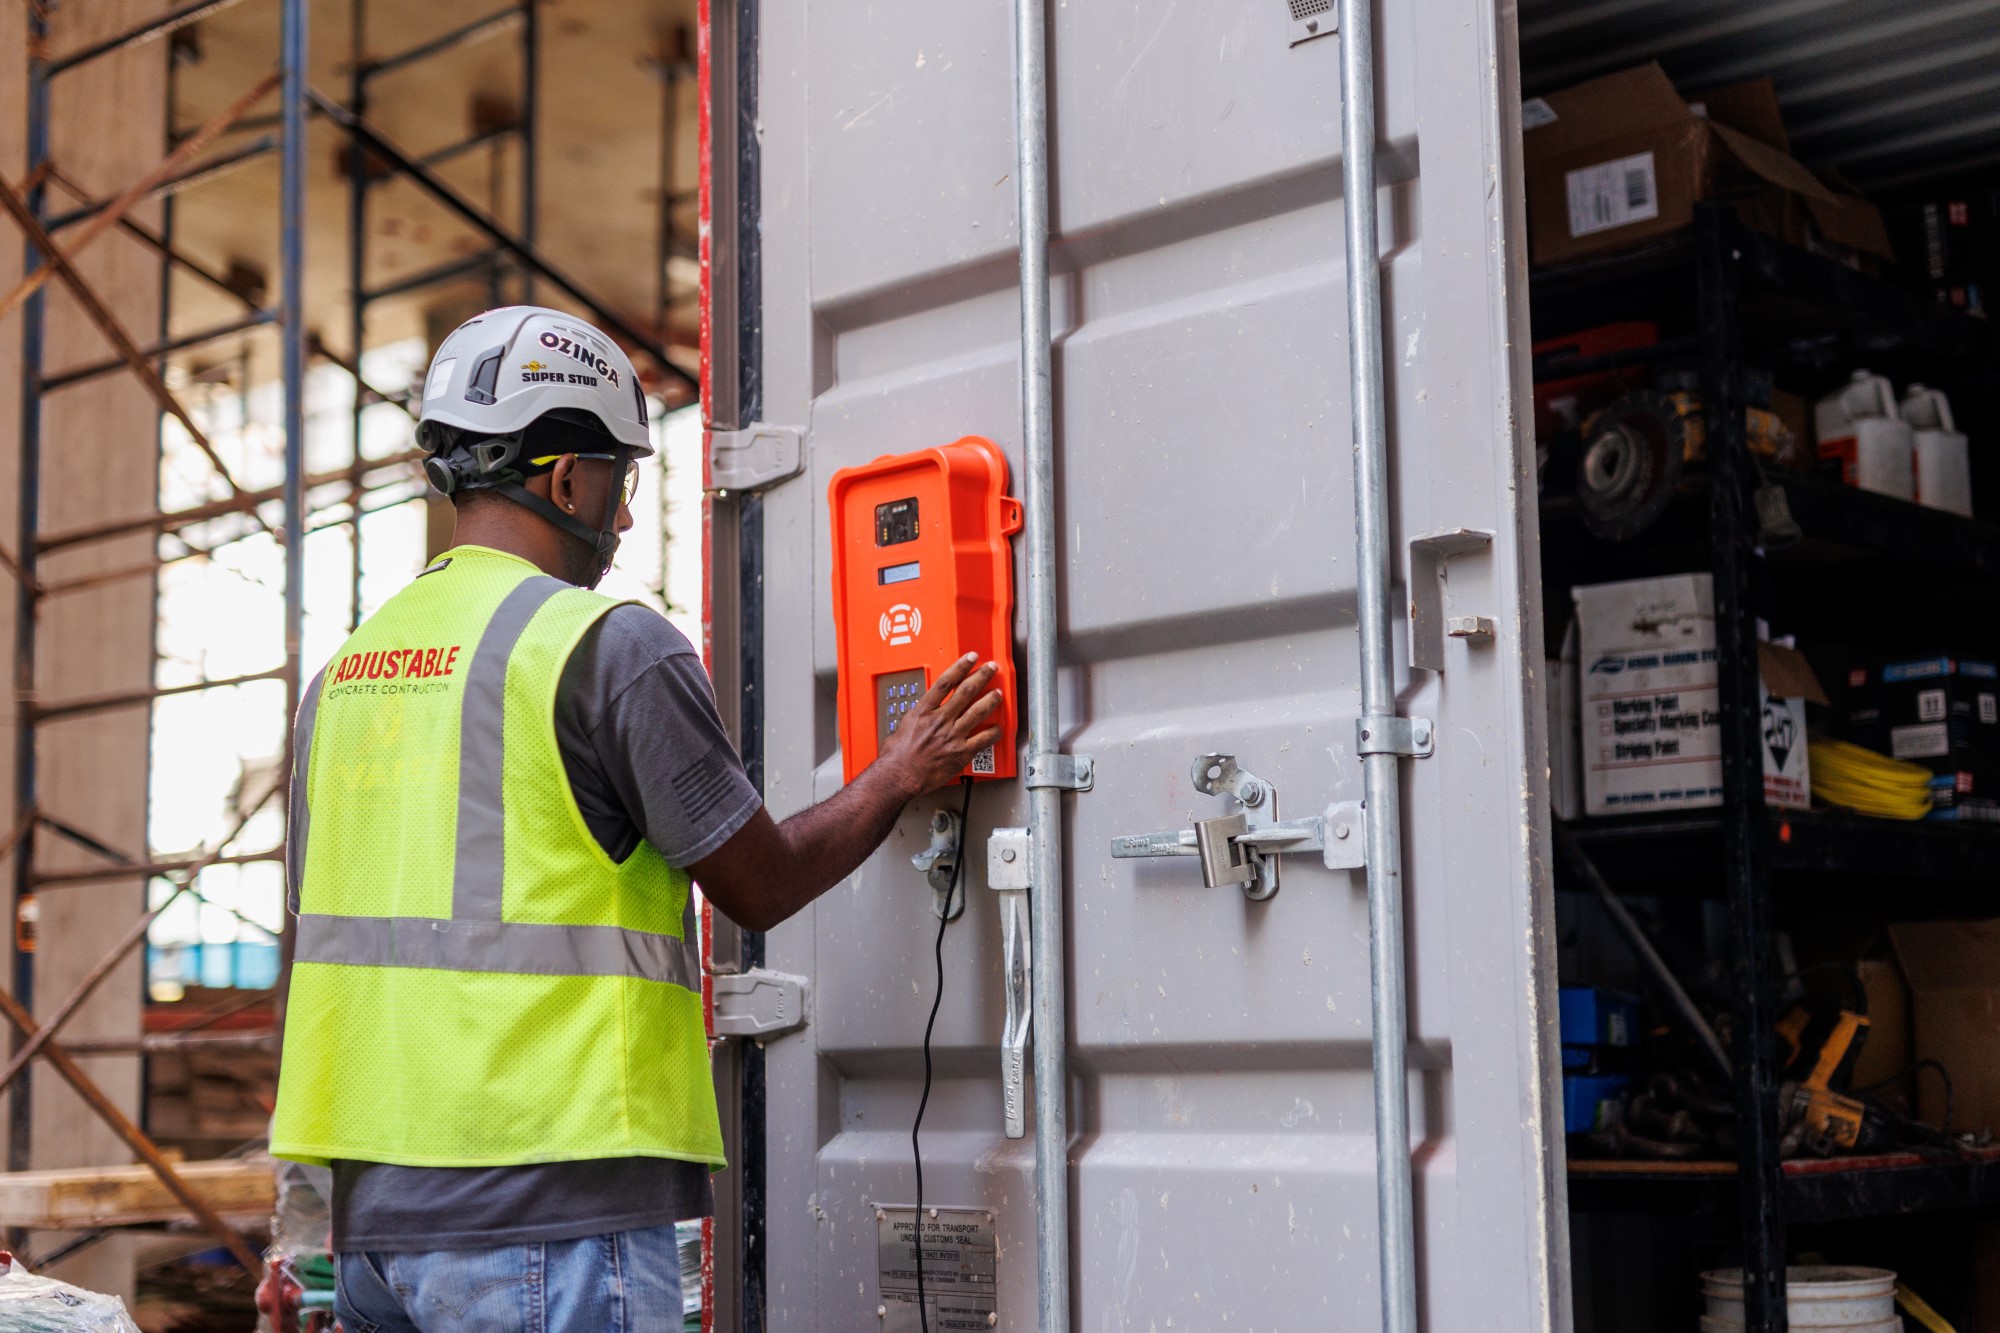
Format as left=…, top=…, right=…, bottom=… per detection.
left=744, top=1, right=1564, bottom=1327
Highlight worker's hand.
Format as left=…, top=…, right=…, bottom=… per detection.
left=877, top=652, right=1004, bottom=795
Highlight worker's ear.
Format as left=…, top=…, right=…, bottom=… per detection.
left=547, top=454, right=580, bottom=514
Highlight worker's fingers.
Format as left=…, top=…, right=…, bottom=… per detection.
left=961, top=724, right=1003, bottom=756
left=949, top=686, right=1005, bottom=738
left=936, top=660, right=1000, bottom=720
left=926, top=652, right=980, bottom=705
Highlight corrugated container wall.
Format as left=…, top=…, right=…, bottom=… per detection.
left=711, top=0, right=1568, bottom=1327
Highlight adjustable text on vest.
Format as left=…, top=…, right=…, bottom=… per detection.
left=326, top=644, right=464, bottom=698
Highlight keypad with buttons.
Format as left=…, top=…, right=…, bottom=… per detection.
left=874, top=668, right=929, bottom=746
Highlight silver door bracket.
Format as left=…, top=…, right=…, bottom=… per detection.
left=1109, top=754, right=1367, bottom=900
left=1025, top=751, right=1094, bottom=791
left=1355, top=715, right=1434, bottom=758
left=1408, top=527, right=1494, bottom=671
left=705, top=423, right=803, bottom=493
left=987, top=827, right=1032, bottom=1139
left=711, top=968, right=810, bottom=1041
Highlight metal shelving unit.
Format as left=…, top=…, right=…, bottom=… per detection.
left=1535, top=205, right=2000, bottom=1331
left=1561, top=808, right=2000, bottom=895
left=1569, top=1151, right=2000, bottom=1224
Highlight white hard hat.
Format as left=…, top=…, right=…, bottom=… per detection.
left=417, top=305, right=653, bottom=457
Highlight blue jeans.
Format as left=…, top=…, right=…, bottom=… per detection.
left=335, top=1226, right=686, bottom=1332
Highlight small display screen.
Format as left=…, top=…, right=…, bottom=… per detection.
left=875, top=668, right=928, bottom=746
left=876, top=497, right=920, bottom=546
left=878, top=560, right=921, bottom=585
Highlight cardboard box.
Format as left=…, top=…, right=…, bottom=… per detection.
left=1851, top=955, right=1912, bottom=1096
left=1889, top=920, right=2000, bottom=1133
left=1891, top=190, right=1997, bottom=319
left=1574, top=574, right=1820, bottom=815
left=1842, top=653, right=2000, bottom=808
left=1522, top=64, right=1893, bottom=267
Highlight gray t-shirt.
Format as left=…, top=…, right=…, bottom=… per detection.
left=330, top=604, right=761, bottom=1253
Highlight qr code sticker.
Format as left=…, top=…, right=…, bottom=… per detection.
left=970, top=746, right=996, bottom=775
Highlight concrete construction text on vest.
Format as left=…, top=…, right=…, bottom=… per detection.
left=325, top=644, right=464, bottom=699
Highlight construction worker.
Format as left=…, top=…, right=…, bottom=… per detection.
left=270, top=306, right=1002, bottom=1332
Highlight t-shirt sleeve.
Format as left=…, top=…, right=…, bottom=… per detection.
left=568, top=606, right=763, bottom=868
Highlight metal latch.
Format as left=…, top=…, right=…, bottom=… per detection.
left=911, top=808, right=967, bottom=920
left=711, top=969, right=809, bottom=1040
left=1109, top=753, right=1366, bottom=901
left=987, top=827, right=1032, bottom=1139
left=706, top=423, right=803, bottom=493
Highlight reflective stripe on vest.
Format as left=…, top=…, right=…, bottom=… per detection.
left=291, top=574, right=699, bottom=991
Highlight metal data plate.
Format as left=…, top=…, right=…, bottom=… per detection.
left=876, top=1206, right=998, bottom=1331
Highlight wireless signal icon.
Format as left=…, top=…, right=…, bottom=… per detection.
left=879, top=604, right=922, bottom=646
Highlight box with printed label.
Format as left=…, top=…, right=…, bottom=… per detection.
left=1574, top=574, right=1817, bottom=815
left=1843, top=654, right=1999, bottom=806
left=1889, top=190, right=1997, bottom=318
left=1521, top=64, right=1891, bottom=267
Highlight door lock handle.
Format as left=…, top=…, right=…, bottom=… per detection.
left=1110, top=754, right=1367, bottom=900
left=987, top=828, right=1032, bottom=1139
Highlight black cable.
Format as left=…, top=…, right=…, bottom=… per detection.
left=912, top=776, right=973, bottom=1333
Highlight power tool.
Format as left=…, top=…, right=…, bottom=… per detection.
left=1775, top=991, right=1893, bottom=1156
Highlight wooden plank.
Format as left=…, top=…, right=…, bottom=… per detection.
left=1567, top=1159, right=1737, bottom=1177
left=1569, top=1149, right=2000, bottom=1181
left=0, top=1158, right=273, bottom=1229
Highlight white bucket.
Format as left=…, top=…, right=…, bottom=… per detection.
left=1699, top=1266, right=1897, bottom=1331
left=1816, top=371, right=1914, bottom=500
left=1904, top=383, right=1973, bottom=517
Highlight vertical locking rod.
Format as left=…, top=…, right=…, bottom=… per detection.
left=1012, top=0, right=1072, bottom=1327
left=1339, top=3, right=1419, bottom=1331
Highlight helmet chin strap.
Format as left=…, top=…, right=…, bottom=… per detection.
left=493, top=481, right=619, bottom=586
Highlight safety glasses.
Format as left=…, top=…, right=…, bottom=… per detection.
left=532, top=452, right=640, bottom=506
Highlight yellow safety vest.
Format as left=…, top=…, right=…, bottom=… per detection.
left=271, top=545, right=723, bottom=1170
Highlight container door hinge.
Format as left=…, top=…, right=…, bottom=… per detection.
left=1109, top=753, right=1366, bottom=900
left=706, top=423, right=803, bottom=494
left=711, top=968, right=809, bottom=1041
left=1025, top=752, right=1093, bottom=791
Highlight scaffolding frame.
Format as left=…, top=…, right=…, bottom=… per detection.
left=2, top=0, right=699, bottom=1277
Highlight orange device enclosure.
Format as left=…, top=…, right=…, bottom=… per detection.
left=828, top=436, right=1021, bottom=784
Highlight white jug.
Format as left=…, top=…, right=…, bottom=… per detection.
left=1815, top=370, right=1914, bottom=500
left=1902, top=383, right=1972, bottom=518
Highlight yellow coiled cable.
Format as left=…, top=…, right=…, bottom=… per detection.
left=1809, top=736, right=1935, bottom=820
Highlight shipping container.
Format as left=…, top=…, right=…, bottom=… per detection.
left=701, top=1, right=1564, bottom=1329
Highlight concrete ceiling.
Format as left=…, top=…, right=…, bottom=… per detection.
left=52, top=0, right=701, bottom=403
